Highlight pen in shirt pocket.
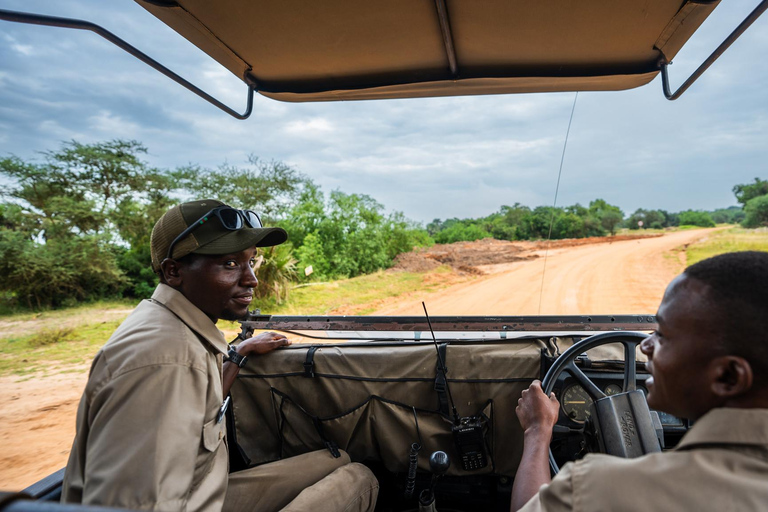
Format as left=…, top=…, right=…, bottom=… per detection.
left=217, top=396, right=230, bottom=424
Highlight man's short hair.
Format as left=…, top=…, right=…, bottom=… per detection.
left=684, top=251, right=768, bottom=385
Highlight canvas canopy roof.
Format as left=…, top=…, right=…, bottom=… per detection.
left=136, top=0, right=719, bottom=102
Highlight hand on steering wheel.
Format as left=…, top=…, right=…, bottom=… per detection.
left=539, top=331, right=649, bottom=473
left=516, top=380, right=560, bottom=435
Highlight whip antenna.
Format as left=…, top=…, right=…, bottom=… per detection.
left=422, top=302, right=460, bottom=424
left=538, top=92, right=579, bottom=314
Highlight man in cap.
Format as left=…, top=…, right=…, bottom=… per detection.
left=62, top=200, right=378, bottom=512
left=510, top=251, right=768, bottom=511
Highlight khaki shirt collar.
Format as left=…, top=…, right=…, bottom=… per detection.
left=151, top=283, right=229, bottom=355
left=676, top=407, right=768, bottom=450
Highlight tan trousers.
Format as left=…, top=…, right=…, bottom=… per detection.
left=223, top=450, right=378, bottom=512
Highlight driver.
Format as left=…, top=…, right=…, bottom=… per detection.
left=511, top=250, right=768, bottom=511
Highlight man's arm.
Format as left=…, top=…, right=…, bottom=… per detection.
left=82, top=363, right=210, bottom=510
left=510, top=380, right=560, bottom=512
left=222, top=331, right=290, bottom=397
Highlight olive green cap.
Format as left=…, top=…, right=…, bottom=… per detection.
left=150, top=199, right=287, bottom=273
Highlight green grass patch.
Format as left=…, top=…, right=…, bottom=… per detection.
left=218, top=266, right=461, bottom=333
left=0, top=299, right=138, bottom=320
left=1, top=268, right=466, bottom=374
left=276, top=267, right=455, bottom=315
left=685, top=227, right=768, bottom=266
left=0, top=320, right=122, bottom=376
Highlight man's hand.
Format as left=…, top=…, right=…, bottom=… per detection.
left=516, top=380, right=560, bottom=434
left=238, top=331, right=291, bottom=356
left=222, top=332, right=290, bottom=397
left=510, top=380, right=560, bottom=511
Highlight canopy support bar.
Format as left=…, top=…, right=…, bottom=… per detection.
left=0, top=8, right=255, bottom=120
left=659, top=0, right=768, bottom=100
left=434, top=0, right=459, bottom=78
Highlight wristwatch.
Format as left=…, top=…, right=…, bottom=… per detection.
left=226, top=346, right=248, bottom=368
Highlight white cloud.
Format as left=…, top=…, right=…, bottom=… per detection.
left=283, top=117, right=335, bottom=136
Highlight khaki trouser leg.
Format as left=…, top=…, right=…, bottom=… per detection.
left=223, top=450, right=377, bottom=512
left=281, top=463, right=378, bottom=512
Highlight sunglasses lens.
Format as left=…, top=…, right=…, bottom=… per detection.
left=244, top=211, right=262, bottom=228
left=218, top=208, right=243, bottom=229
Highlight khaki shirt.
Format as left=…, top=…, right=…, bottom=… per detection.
left=521, top=408, right=768, bottom=512
left=62, top=284, right=230, bottom=512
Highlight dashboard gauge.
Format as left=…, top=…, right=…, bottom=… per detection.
left=657, top=411, right=684, bottom=427
left=604, top=383, right=622, bottom=396
left=561, top=384, right=593, bottom=423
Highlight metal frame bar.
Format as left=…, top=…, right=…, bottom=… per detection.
left=0, top=8, right=256, bottom=120
left=240, top=314, right=657, bottom=334
left=659, top=0, right=768, bottom=100
left=434, top=0, right=459, bottom=78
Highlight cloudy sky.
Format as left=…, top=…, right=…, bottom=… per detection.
left=1, top=1, right=767, bottom=224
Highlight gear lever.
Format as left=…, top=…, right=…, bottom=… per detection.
left=418, top=451, right=451, bottom=512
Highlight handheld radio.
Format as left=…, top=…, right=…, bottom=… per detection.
left=422, top=303, right=489, bottom=471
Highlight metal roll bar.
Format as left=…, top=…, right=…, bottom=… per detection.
left=0, top=8, right=256, bottom=120
left=659, top=0, right=768, bottom=100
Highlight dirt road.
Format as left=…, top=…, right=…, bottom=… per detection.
left=0, top=228, right=713, bottom=491
left=373, top=228, right=713, bottom=315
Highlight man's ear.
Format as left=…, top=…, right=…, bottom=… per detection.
left=160, top=258, right=183, bottom=287
left=711, top=356, right=753, bottom=399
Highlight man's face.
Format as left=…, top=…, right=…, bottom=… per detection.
left=640, top=274, right=723, bottom=420
left=177, top=247, right=259, bottom=322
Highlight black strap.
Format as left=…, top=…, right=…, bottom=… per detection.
left=312, top=417, right=341, bottom=458
left=304, top=346, right=320, bottom=377
left=434, top=343, right=450, bottom=417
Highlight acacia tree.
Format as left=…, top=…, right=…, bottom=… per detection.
left=733, top=178, right=768, bottom=206
left=172, top=156, right=310, bottom=221
left=0, top=140, right=175, bottom=306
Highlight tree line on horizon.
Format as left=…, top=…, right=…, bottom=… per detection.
left=1, top=140, right=766, bottom=311
left=427, top=179, right=768, bottom=244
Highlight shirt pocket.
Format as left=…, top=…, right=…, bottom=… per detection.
left=191, top=417, right=226, bottom=491
left=202, top=417, right=226, bottom=452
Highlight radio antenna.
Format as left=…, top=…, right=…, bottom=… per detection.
left=422, top=302, right=460, bottom=425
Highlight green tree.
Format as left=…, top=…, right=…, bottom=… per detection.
left=678, top=210, right=716, bottom=227
left=173, top=156, right=310, bottom=220
left=742, top=195, right=768, bottom=228
left=589, top=199, right=624, bottom=235
left=285, top=188, right=428, bottom=279
left=733, top=178, right=768, bottom=206
left=434, top=222, right=490, bottom=244
left=0, top=140, right=173, bottom=307
left=710, top=206, right=745, bottom=224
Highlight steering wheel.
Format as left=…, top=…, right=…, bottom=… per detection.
left=540, top=331, right=649, bottom=473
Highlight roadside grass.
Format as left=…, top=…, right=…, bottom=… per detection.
left=1, top=267, right=465, bottom=375
left=684, top=227, right=768, bottom=266
left=0, top=320, right=122, bottom=377
left=217, top=266, right=462, bottom=336
left=0, top=299, right=137, bottom=322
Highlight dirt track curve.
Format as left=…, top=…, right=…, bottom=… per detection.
left=373, top=228, right=715, bottom=316
left=0, top=228, right=715, bottom=491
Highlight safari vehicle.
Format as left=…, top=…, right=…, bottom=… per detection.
left=1, top=1, right=766, bottom=511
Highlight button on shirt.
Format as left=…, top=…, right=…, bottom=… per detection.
left=62, top=284, right=230, bottom=512
left=520, top=408, right=768, bottom=512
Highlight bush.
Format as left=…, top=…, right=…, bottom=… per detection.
left=434, top=223, right=490, bottom=244
left=678, top=210, right=715, bottom=228
left=742, top=195, right=768, bottom=228
left=0, top=232, right=126, bottom=309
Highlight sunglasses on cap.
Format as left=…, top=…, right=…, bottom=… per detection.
left=166, top=206, right=263, bottom=261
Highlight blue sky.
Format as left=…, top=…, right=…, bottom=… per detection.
left=1, top=1, right=767, bottom=224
